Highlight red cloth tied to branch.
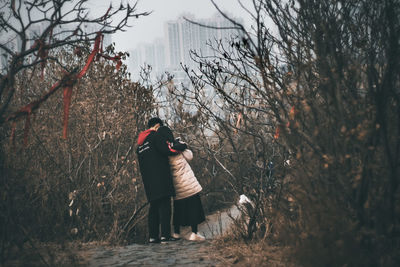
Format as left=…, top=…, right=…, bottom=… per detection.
left=102, top=6, right=112, bottom=20
left=62, top=80, right=75, bottom=139
left=6, top=80, right=61, bottom=122
left=31, top=39, right=49, bottom=80
left=100, top=53, right=123, bottom=70
left=62, top=32, right=103, bottom=138
left=7, top=31, right=124, bottom=144
left=77, top=32, right=103, bottom=79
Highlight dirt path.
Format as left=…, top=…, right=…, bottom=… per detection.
left=86, top=206, right=240, bottom=266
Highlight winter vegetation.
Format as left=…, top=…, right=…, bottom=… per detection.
left=1, top=0, right=399, bottom=266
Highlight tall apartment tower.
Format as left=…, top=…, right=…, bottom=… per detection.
left=164, top=13, right=242, bottom=71
left=129, top=38, right=166, bottom=77
left=128, top=13, right=243, bottom=80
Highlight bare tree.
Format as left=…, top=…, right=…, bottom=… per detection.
left=0, top=0, right=149, bottom=129
left=167, top=0, right=399, bottom=265
left=0, top=1, right=153, bottom=264
left=0, top=45, right=155, bottom=264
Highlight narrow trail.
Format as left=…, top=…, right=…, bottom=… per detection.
left=86, top=206, right=240, bottom=266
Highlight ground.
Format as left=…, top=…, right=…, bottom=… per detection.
left=79, top=206, right=294, bottom=266
left=4, top=206, right=295, bottom=266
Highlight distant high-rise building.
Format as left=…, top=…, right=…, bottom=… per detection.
left=165, top=13, right=242, bottom=71
left=0, top=33, right=24, bottom=73
left=129, top=13, right=243, bottom=81
left=129, top=38, right=166, bottom=77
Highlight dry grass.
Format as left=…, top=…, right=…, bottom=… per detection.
left=211, top=235, right=297, bottom=267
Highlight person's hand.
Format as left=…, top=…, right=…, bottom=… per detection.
left=175, top=137, right=186, bottom=145
left=172, top=139, right=187, bottom=151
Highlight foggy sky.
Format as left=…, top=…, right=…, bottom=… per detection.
left=92, top=0, right=254, bottom=52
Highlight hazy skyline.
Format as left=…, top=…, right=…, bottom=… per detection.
left=92, top=0, right=254, bottom=52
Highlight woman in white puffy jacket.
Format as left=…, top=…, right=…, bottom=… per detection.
left=158, top=126, right=206, bottom=241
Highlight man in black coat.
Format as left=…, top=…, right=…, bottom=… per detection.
left=137, top=117, right=183, bottom=243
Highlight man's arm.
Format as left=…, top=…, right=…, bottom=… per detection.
left=153, top=132, right=181, bottom=156
left=171, top=140, right=187, bottom=151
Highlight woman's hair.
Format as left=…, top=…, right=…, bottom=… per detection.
left=157, top=126, right=174, bottom=142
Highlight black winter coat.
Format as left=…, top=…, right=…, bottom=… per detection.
left=136, top=129, right=178, bottom=202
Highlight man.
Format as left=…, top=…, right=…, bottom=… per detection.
left=136, top=117, right=182, bottom=243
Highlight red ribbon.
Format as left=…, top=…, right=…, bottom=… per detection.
left=77, top=32, right=103, bottom=79
left=102, top=6, right=112, bottom=20
left=100, top=53, right=123, bottom=70
left=7, top=31, right=123, bottom=143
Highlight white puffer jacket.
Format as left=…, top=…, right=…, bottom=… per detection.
left=169, top=149, right=202, bottom=200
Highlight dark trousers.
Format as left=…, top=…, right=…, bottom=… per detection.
left=148, top=196, right=171, bottom=239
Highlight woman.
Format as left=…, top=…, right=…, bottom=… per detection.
left=158, top=126, right=206, bottom=241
